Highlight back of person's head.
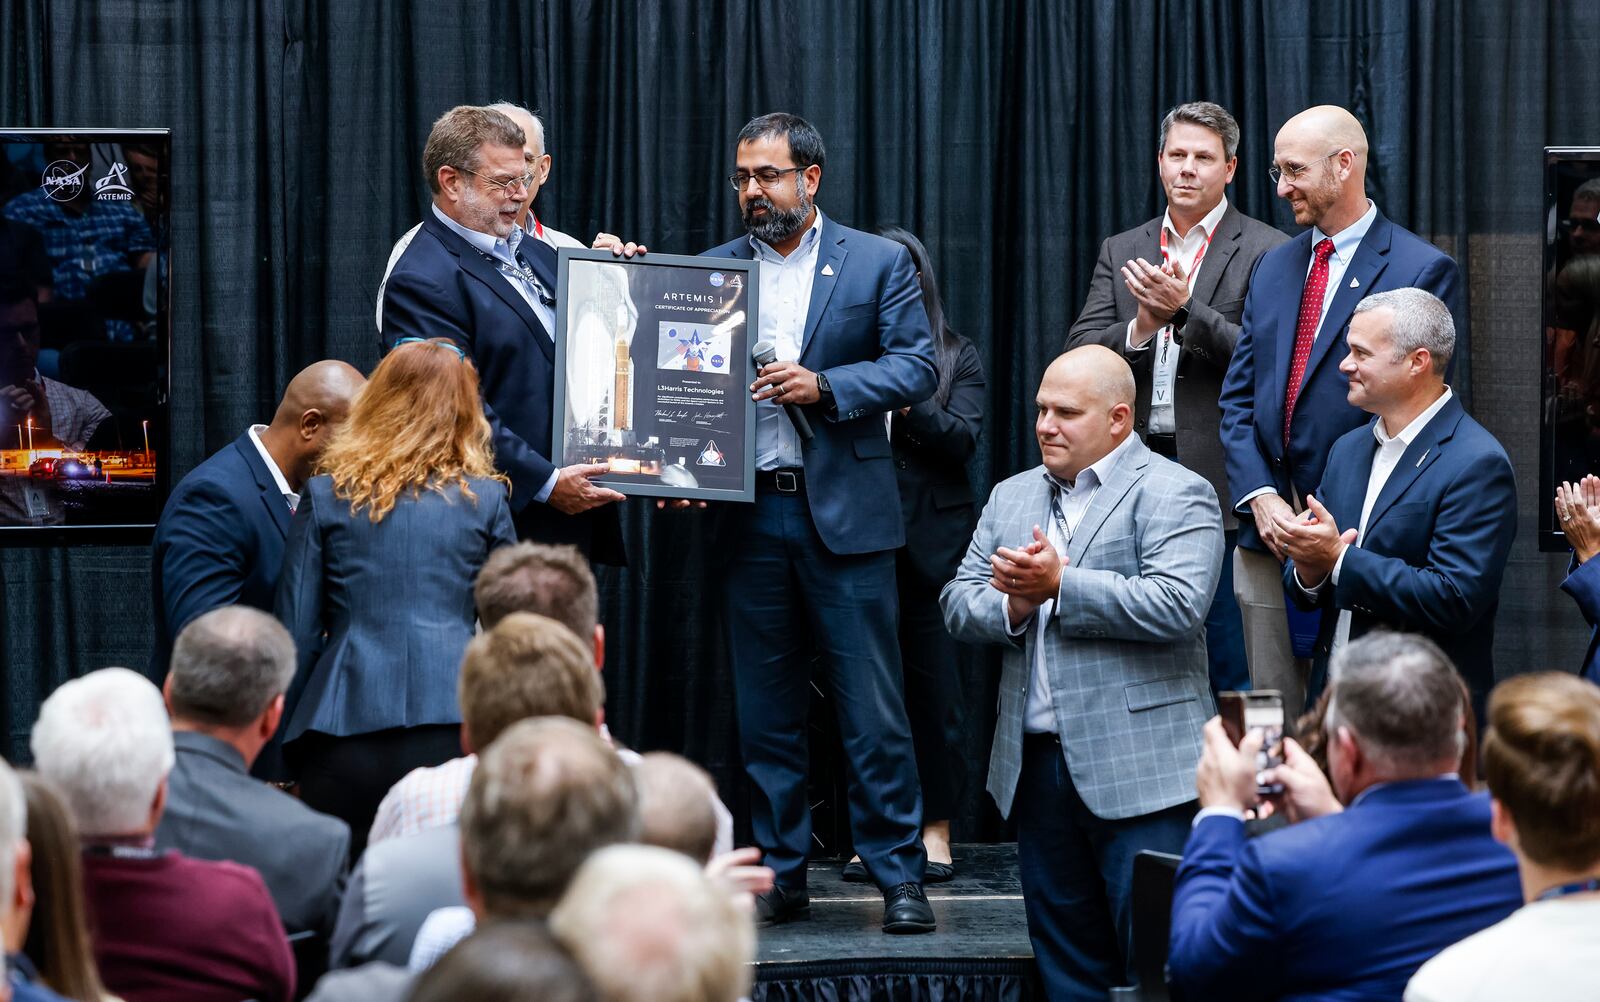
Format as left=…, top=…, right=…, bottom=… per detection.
left=166, top=605, right=295, bottom=727
left=1484, top=672, right=1600, bottom=872
left=405, top=919, right=595, bottom=1002
left=0, top=757, right=23, bottom=923
left=20, top=772, right=111, bottom=1002
left=30, top=667, right=175, bottom=838
left=318, top=337, right=504, bottom=522
left=1325, top=632, right=1465, bottom=780
left=474, top=542, right=598, bottom=635
left=634, top=752, right=719, bottom=864
left=459, top=717, right=638, bottom=919
left=550, top=844, right=755, bottom=1002
left=458, top=612, right=605, bottom=752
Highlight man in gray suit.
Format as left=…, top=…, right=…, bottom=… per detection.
left=1069, top=101, right=1287, bottom=696
left=155, top=606, right=350, bottom=948
left=942, top=345, right=1222, bottom=1001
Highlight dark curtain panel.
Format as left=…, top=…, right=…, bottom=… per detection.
left=4, top=0, right=1598, bottom=845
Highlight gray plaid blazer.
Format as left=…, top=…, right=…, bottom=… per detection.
left=940, top=437, right=1223, bottom=821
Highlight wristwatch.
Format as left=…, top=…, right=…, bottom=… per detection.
left=1169, top=303, right=1191, bottom=331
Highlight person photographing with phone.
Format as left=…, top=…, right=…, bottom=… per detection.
left=1169, top=631, right=1523, bottom=1001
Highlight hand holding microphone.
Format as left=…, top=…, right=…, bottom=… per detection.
left=750, top=340, right=815, bottom=441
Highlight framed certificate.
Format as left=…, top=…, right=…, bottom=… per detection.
left=552, top=249, right=758, bottom=502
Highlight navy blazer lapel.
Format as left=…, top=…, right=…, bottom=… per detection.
left=1273, top=231, right=1316, bottom=407
left=1298, top=214, right=1394, bottom=388
left=1364, top=395, right=1461, bottom=532
left=1067, top=440, right=1151, bottom=566
left=1188, top=204, right=1243, bottom=307
left=800, top=218, right=847, bottom=356
left=232, top=435, right=291, bottom=539
left=423, top=213, right=555, bottom=363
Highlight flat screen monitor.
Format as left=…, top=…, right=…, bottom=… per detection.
left=0, top=128, right=170, bottom=544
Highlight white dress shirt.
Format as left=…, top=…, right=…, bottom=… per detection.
left=1006, top=433, right=1139, bottom=734
left=751, top=210, right=825, bottom=470
left=247, top=424, right=297, bottom=511
left=1126, top=197, right=1230, bottom=435
left=429, top=204, right=557, bottom=337
left=1298, top=386, right=1454, bottom=657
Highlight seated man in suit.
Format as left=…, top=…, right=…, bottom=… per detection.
left=942, top=346, right=1223, bottom=999
left=155, top=606, right=350, bottom=950
left=1169, top=631, right=1523, bottom=1000
left=148, top=358, right=364, bottom=680
left=1274, top=288, right=1516, bottom=717
left=1068, top=100, right=1288, bottom=695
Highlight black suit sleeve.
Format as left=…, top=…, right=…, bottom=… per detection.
left=1066, top=236, right=1144, bottom=356
left=1173, top=296, right=1241, bottom=374
left=893, top=339, right=986, bottom=463
left=159, top=480, right=254, bottom=644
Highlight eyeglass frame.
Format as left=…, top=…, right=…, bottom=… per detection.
left=1267, top=150, right=1351, bottom=186
left=454, top=164, right=535, bottom=196
left=393, top=336, right=469, bottom=363
left=728, top=165, right=811, bottom=191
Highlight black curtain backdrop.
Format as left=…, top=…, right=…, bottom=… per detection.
left=3, top=1, right=1598, bottom=844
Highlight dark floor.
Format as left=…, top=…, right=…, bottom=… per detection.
left=755, top=842, right=1033, bottom=967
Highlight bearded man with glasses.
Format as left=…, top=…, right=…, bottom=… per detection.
left=381, top=105, right=626, bottom=563
left=1218, top=104, right=1468, bottom=716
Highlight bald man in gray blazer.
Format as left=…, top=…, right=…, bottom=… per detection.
left=942, top=346, right=1222, bottom=1001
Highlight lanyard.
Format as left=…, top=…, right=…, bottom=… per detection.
left=1536, top=877, right=1600, bottom=903
left=1157, top=224, right=1215, bottom=363
left=1047, top=477, right=1101, bottom=543
left=475, top=247, right=555, bottom=307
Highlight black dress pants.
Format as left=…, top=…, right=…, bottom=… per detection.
left=293, top=724, right=462, bottom=860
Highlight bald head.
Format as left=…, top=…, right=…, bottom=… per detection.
left=1035, top=346, right=1136, bottom=481
left=486, top=102, right=551, bottom=225
left=1279, top=105, right=1368, bottom=159
left=1274, top=105, right=1371, bottom=233
left=263, top=360, right=365, bottom=490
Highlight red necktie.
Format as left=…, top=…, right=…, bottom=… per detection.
left=1283, top=237, right=1336, bottom=444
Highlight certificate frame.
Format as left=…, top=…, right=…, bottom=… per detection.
left=552, top=249, right=758, bottom=502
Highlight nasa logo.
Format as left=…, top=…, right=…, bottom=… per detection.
left=41, top=160, right=88, bottom=202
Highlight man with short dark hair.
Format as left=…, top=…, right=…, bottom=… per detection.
left=155, top=606, right=351, bottom=949
left=1069, top=101, right=1287, bottom=695
left=1169, top=632, right=1523, bottom=1000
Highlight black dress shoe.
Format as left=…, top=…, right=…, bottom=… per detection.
left=882, top=882, right=936, bottom=934
left=841, top=859, right=869, bottom=883
left=926, top=860, right=956, bottom=883
left=755, top=885, right=811, bottom=927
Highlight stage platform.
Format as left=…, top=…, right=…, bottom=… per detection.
left=753, top=843, right=1042, bottom=1001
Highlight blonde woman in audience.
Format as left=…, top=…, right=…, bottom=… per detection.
left=16, top=774, right=120, bottom=1002
left=1406, top=672, right=1600, bottom=1001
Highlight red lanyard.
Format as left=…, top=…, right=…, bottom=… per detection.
left=1159, top=224, right=1215, bottom=288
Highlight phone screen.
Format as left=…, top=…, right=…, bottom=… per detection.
left=1219, top=690, right=1286, bottom=795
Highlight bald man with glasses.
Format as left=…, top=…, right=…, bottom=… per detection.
left=1217, top=105, right=1468, bottom=714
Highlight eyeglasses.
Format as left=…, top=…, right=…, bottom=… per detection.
left=456, top=165, right=535, bottom=195
left=728, top=166, right=808, bottom=191
left=1268, top=151, right=1347, bottom=185
left=393, top=336, right=469, bottom=362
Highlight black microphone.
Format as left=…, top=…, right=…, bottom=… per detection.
left=751, top=339, right=814, bottom=442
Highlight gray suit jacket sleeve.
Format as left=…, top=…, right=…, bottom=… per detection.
left=940, top=489, right=1028, bottom=649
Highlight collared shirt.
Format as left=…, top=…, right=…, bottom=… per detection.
left=33, top=372, right=111, bottom=451
left=1007, top=433, right=1139, bottom=734
left=751, top=210, right=826, bottom=470
left=430, top=203, right=556, bottom=339
left=4, top=189, right=154, bottom=341
left=1126, top=197, right=1230, bottom=435
left=247, top=424, right=297, bottom=512
left=1298, top=386, right=1455, bottom=656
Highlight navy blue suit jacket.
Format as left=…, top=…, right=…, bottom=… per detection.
left=149, top=432, right=291, bottom=680
left=1560, top=555, right=1600, bottom=684
left=380, top=211, right=623, bottom=563
left=704, top=216, right=936, bottom=554
left=1169, top=779, right=1522, bottom=1002
left=275, top=475, right=516, bottom=746
left=1285, top=395, right=1515, bottom=706
left=1219, top=210, right=1466, bottom=552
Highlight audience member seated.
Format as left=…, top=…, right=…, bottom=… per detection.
left=1406, top=672, right=1600, bottom=1001
left=550, top=845, right=755, bottom=1002
left=635, top=752, right=720, bottom=865
left=17, top=774, right=116, bottom=1002
left=404, top=921, right=595, bottom=1002
left=1, top=758, right=71, bottom=1002
left=1167, top=632, right=1523, bottom=1001
left=328, top=612, right=604, bottom=970
left=154, top=607, right=350, bottom=944
left=310, top=717, right=637, bottom=1002
left=1293, top=669, right=1481, bottom=785
left=30, top=668, right=294, bottom=1002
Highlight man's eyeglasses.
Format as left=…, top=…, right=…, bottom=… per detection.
left=456, top=165, right=535, bottom=196
left=1268, top=151, right=1347, bottom=185
left=728, top=166, right=808, bottom=191
left=394, top=336, right=469, bottom=362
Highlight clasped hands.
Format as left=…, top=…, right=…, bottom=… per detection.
left=1257, top=494, right=1358, bottom=585
left=1122, top=255, right=1190, bottom=344
left=990, top=526, right=1066, bottom=627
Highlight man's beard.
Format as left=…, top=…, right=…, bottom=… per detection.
left=742, top=181, right=812, bottom=244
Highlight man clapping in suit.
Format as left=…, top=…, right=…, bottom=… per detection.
left=1069, top=100, right=1288, bottom=694
left=942, top=345, right=1222, bottom=1000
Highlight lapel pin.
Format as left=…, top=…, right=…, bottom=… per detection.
left=1415, top=448, right=1430, bottom=468
left=1349, top=277, right=1360, bottom=288
left=822, top=263, right=835, bottom=276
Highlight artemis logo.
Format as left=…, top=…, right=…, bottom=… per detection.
left=41, top=160, right=88, bottom=201
left=94, top=162, right=134, bottom=201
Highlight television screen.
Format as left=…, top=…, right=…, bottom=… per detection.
left=0, top=128, right=169, bottom=543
